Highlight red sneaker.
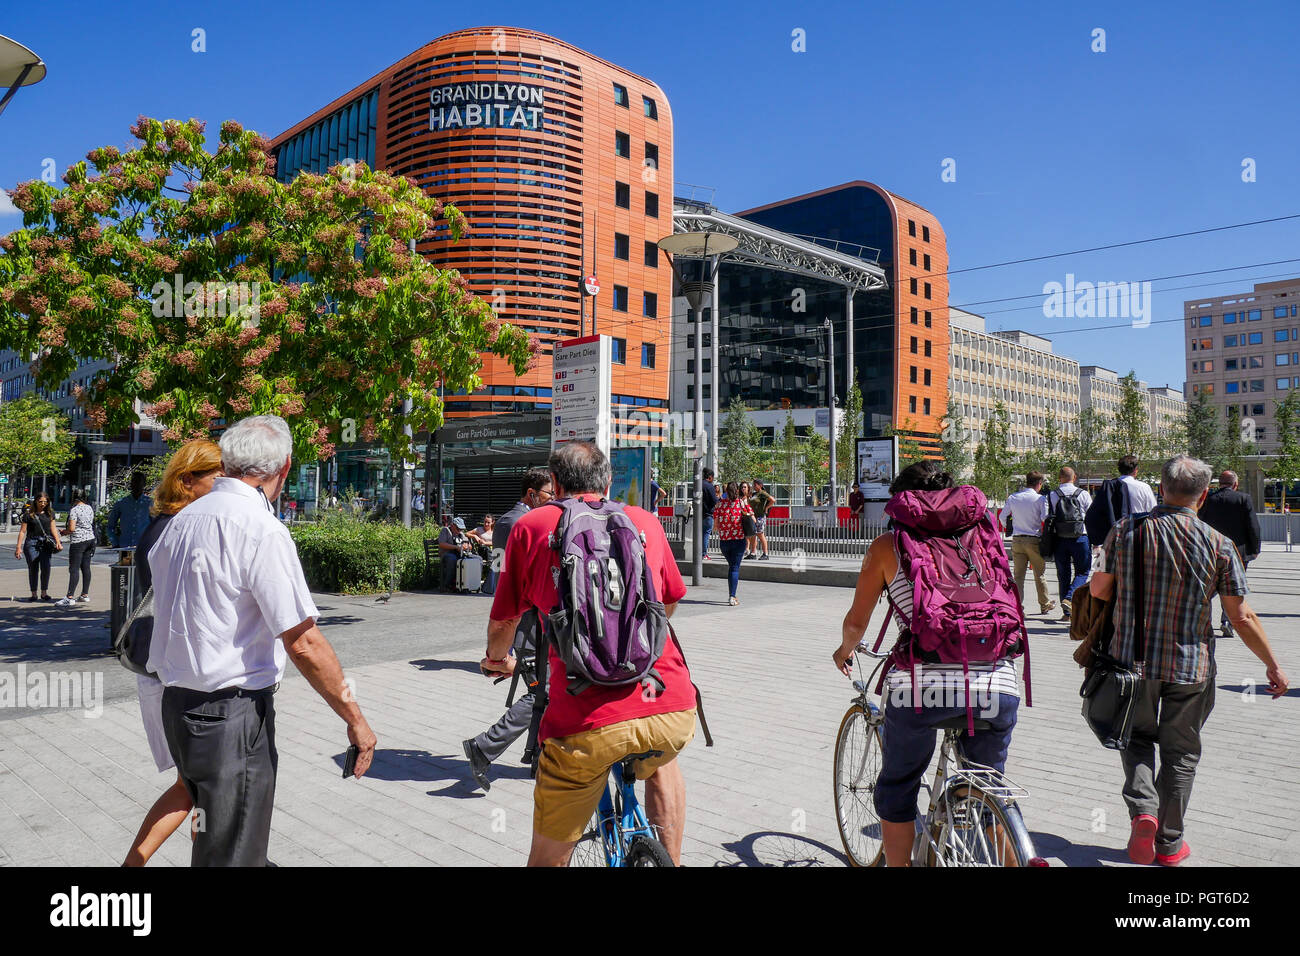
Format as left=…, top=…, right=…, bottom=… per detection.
left=1156, top=842, right=1191, bottom=867
left=1127, top=814, right=1158, bottom=865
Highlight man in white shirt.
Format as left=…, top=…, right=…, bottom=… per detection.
left=1046, top=466, right=1094, bottom=619
left=1117, top=455, right=1158, bottom=514
left=148, top=415, right=377, bottom=866
left=1002, top=471, right=1056, bottom=615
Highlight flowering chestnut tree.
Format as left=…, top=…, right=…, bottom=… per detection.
left=0, top=116, right=535, bottom=460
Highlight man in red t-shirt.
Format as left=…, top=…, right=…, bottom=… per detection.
left=485, top=442, right=696, bottom=866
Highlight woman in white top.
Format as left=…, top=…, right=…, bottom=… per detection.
left=122, top=440, right=223, bottom=867
left=56, top=488, right=97, bottom=607
left=832, top=460, right=1022, bottom=867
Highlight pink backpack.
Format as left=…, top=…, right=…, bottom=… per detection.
left=871, top=485, right=1031, bottom=733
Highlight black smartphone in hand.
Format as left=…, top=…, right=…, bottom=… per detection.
left=342, top=744, right=359, bottom=778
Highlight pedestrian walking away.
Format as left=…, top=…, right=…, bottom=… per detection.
left=1089, top=455, right=1289, bottom=867
left=147, top=415, right=377, bottom=867
left=714, top=481, right=753, bottom=604
left=1046, top=466, right=1092, bottom=620
left=1003, top=471, right=1055, bottom=615
left=1085, top=455, right=1157, bottom=558
left=121, top=440, right=223, bottom=866
left=56, top=488, right=97, bottom=607
left=16, top=492, right=62, bottom=601
left=483, top=442, right=699, bottom=867
left=1197, top=469, right=1262, bottom=637
left=464, top=468, right=553, bottom=791
left=834, top=461, right=1028, bottom=867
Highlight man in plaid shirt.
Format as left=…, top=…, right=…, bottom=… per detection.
left=1090, top=455, right=1289, bottom=867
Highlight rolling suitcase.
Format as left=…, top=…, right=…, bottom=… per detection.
left=457, top=554, right=484, bottom=592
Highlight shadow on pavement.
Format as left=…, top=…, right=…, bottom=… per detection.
left=1029, top=830, right=1130, bottom=867
left=0, top=603, right=113, bottom=663
left=1215, top=683, right=1299, bottom=698
left=409, top=658, right=482, bottom=674
left=712, top=830, right=847, bottom=867
left=341, top=747, right=532, bottom=799
left=316, top=614, right=365, bottom=627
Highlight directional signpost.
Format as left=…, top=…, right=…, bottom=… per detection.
left=551, top=334, right=613, bottom=455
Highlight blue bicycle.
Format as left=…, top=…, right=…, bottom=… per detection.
left=568, top=750, right=675, bottom=867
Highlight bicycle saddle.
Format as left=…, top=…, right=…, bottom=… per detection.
left=934, top=716, right=994, bottom=732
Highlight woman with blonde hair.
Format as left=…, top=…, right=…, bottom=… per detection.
left=123, top=439, right=223, bottom=866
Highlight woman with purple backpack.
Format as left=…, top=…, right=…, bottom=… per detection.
left=832, top=461, right=1029, bottom=866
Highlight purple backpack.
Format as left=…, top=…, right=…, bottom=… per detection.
left=872, top=486, right=1032, bottom=731
left=545, top=497, right=670, bottom=695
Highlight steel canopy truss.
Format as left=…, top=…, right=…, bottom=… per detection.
left=671, top=204, right=888, bottom=293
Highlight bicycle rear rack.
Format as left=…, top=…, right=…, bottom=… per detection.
left=946, top=767, right=1030, bottom=802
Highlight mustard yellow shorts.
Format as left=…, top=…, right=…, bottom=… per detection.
left=534, top=709, right=697, bottom=843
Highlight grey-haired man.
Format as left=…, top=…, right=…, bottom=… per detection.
left=148, top=415, right=377, bottom=866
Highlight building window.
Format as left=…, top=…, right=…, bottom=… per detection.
left=703, top=383, right=711, bottom=400
left=1250, top=379, right=1265, bottom=392
left=1275, top=306, right=1290, bottom=318
left=615, top=132, right=630, bottom=158
left=614, top=233, right=629, bottom=260
left=910, top=366, right=918, bottom=384
left=686, top=384, right=693, bottom=400
left=1252, top=403, right=1265, bottom=415
left=909, top=249, right=917, bottom=266
left=924, top=311, right=932, bottom=328
left=924, top=282, right=932, bottom=300
left=1226, top=358, right=1238, bottom=370
left=1224, top=335, right=1238, bottom=347
left=909, top=395, right=917, bottom=413
left=924, top=368, right=932, bottom=386
left=642, top=343, right=656, bottom=368
left=910, top=278, right=918, bottom=294
left=1249, top=355, right=1264, bottom=368
left=910, top=336, right=918, bottom=354
left=615, top=182, right=630, bottom=208
left=1278, top=377, right=1291, bottom=390
left=643, top=292, right=657, bottom=317
left=643, top=95, right=658, bottom=119
left=1249, top=332, right=1263, bottom=345
left=685, top=333, right=712, bottom=349
left=910, top=307, right=918, bottom=324
left=923, top=254, right=931, bottom=271
left=924, top=340, right=932, bottom=357
left=644, top=143, right=658, bottom=167
left=1277, top=330, right=1290, bottom=343
left=1224, top=312, right=1237, bottom=323
left=923, top=397, right=931, bottom=415
left=613, top=83, right=628, bottom=107
left=922, top=225, right=930, bottom=242
left=611, top=337, right=627, bottom=364
left=1248, top=309, right=1262, bottom=321
left=1199, top=315, right=1213, bottom=327
left=1278, top=354, right=1291, bottom=366
left=644, top=191, right=658, bottom=217
left=612, top=285, right=628, bottom=311
left=908, top=220, right=916, bottom=237
left=644, top=241, right=658, bottom=267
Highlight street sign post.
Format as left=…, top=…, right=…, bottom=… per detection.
left=551, top=334, right=613, bottom=455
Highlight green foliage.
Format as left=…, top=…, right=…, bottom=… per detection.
left=657, top=422, right=690, bottom=490
left=1108, top=371, right=1151, bottom=461
left=1184, top=390, right=1219, bottom=463
left=1065, top=406, right=1108, bottom=470
left=718, top=396, right=763, bottom=483
left=0, top=116, right=534, bottom=462
left=289, top=512, right=434, bottom=594
left=776, top=411, right=802, bottom=490
left=884, top=417, right=925, bottom=470
left=972, top=401, right=1015, bottom=503
left=803, top=429, right=830, bottom=490
left=835, top=376, right=864, bottom=480
left=938, top=395, right=972, bottom=479
left=1019, top=410, right=1065, bottom=483
left=0, top=395, right=77, bottom=482
left=1267, top=391, right=1300, bottom=486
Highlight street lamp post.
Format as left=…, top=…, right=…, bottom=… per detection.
left=0, top=35, right=46, bottom=119
left=657, top=230, right=738, bottom=586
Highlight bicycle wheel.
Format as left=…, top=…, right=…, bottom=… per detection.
left=569, top=811, right=612, bottom=867
left=626, top=834, right=674, bottom=867
left=931, top=784, right=1035, bottom=867
left=833, top=704, right=885, bottom=867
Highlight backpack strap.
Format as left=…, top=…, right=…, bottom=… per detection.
left=667, top=624, right=713, bottom=747
left=1132, top=514, right=1148, bottom=674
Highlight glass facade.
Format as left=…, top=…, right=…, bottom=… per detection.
left=274, top=89, right=379, bottom=181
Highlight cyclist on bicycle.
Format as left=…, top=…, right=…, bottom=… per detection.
left=483, top=442, right=697, bottom=867
left=832, top=461, right=1024, bottom=866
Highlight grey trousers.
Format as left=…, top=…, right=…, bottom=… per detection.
left=162, top=685, right=278, bottom=867
left=1120, top=675, right=1216, bottom=855
left=473, top=692, right=534, bottom=763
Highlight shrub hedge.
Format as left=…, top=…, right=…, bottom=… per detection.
left=289, top=514, right=437, bottom=594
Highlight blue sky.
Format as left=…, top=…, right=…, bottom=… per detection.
left=3, top=0, right=1298, bottom=390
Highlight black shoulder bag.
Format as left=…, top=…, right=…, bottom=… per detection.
left=1079, top=515, right=1149, bottom=750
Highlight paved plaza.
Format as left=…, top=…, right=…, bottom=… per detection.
left=0, top=538, right=1296, bottom=867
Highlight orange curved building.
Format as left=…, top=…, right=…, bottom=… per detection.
left=269, top=27, right=673, bottom=420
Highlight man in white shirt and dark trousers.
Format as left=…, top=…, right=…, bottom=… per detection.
left=1003, top=471, right=1055, bottom=615
left=1046, top=466, right=1093, bottom=621
left=148, top=416, right=377, bottom=866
